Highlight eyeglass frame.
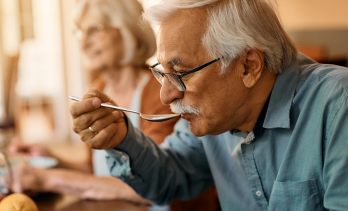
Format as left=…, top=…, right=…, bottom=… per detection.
left=150, top=56, right=223, bottom=91
left=73, top=24, right=107, bottom=40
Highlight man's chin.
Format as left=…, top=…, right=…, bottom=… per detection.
left=187, top=120, right=207, bottom=137
left=187, top=117, right=227, bottom=137
left=189, top=126, right=207, bottom=137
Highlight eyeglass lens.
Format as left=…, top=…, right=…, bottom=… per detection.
left=151, top=69, right=186, bottom=91
left=74, top=25, right=105, bottom=40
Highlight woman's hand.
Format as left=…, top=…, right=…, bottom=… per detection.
left=9, top=138, right=52, bottom=158
left=70, top=88, right=128, bottom=149
left=11, top=161, right=44, bottom=196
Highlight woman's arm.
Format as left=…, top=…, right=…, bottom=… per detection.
left=11, top=162, right=150, bottom=205
left=9, top=141, right=93, bottom=173
left=54, top=144, right=93, bottom=173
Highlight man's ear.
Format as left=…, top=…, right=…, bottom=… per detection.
left=240, top=49, right=264, bottom=88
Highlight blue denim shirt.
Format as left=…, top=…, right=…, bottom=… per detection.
left=106, top=54, right=348, bottom=211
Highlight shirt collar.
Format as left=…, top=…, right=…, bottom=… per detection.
left=253, top=96, right=270, bottom=137
left=263, top=59, right=300, bottom=129
left=230, top=58, right=300, bottom=137
left=230, top=95, right=270, bottom=139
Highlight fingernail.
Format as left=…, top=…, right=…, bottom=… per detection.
left=92, top=99, right=100, bottom=107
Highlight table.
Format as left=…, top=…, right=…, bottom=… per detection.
left=33, top=193, right=148, bottom=211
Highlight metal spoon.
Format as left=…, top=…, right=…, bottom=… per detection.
left=69, top=96, right=180, bottom=122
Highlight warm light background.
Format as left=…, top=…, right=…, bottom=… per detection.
left=0, top=0, right=347, bottom=146
left=278, top=0, right=348, bottom=30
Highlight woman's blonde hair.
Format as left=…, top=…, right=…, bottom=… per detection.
left=143, top=0, right=298, bottom=73
left=73, top=0, right=156, bottom=67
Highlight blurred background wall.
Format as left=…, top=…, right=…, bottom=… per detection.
left=279, top=0, right=348, bottom=65
left=0, top=0, right=347, bottom=146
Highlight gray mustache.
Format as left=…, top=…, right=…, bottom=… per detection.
left=170, top=100, right=200, bottom=115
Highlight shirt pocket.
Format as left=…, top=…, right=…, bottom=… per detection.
left=269, top=179, right=324, bottom=211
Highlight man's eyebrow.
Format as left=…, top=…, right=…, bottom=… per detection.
left=157, top=57, right=188, bottom=69
left=167, top=58, right=181, bottom=66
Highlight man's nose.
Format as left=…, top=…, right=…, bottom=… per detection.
left=160, top=78, right=184, bottom=105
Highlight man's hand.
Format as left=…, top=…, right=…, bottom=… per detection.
left=70, top=88, right=128, bottom=149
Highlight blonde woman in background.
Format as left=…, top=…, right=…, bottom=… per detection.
left=10, top=0, right=220, bottom=210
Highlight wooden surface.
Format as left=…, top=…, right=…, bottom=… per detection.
left=34, top=193, right=148, bottom=211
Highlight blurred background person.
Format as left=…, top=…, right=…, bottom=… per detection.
left=8, top=0, right=220, bottom=210
left=10, top=0, right=168, bottom=206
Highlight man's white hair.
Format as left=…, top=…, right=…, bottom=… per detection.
left=143, top=0, right=297, bottom=73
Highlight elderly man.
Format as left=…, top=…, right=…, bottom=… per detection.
left=71, top=0, right=348, bottom=210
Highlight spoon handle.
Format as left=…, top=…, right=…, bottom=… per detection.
left=99, top=103, right=140, bottom=114
left=69, top=96, right=140, bottom=114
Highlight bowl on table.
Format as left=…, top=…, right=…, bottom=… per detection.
left=27, top=156, right=58, bottom=168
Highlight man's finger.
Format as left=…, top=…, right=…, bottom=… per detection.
left=83, top=123, right=117, bottom=149
left=72, top=106, right=116, bottom=133
left=79, top=128, right=97, bottom=144
left=70, top=97, right=101, bottom=118
left=83, top=88, right=117, bottom=105
left=95, top=123, right=118, bottom=149
left=88, top=111, right=123, bottom=135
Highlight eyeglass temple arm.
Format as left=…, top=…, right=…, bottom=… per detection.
left=180, top=56, right=223, bottom=78
left=150, top=56, right=223, bottom=76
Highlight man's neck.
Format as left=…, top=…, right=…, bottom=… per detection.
left=236, top=71, right=277, bottom=132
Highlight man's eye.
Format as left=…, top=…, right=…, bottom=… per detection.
left=175, top=71, right=186, bottom=75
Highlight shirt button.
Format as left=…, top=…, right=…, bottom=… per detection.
left=256, top=190, right=262, bottom=197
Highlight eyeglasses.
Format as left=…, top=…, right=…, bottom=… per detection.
left=73, top=24, right=106, bottom=40
left=150, top=57, right=223, bottom=91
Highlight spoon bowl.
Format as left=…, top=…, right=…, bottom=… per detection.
left=69, top=96, right=180, bottom=122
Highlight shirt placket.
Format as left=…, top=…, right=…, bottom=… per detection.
left=241, top=140, right=268, bottom=211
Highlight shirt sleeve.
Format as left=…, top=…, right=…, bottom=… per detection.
left=106, top=117, right=214, bottom=205
left=323, top=94, right=348, bottom=210
left=105, top=149, right=132, bottom=177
